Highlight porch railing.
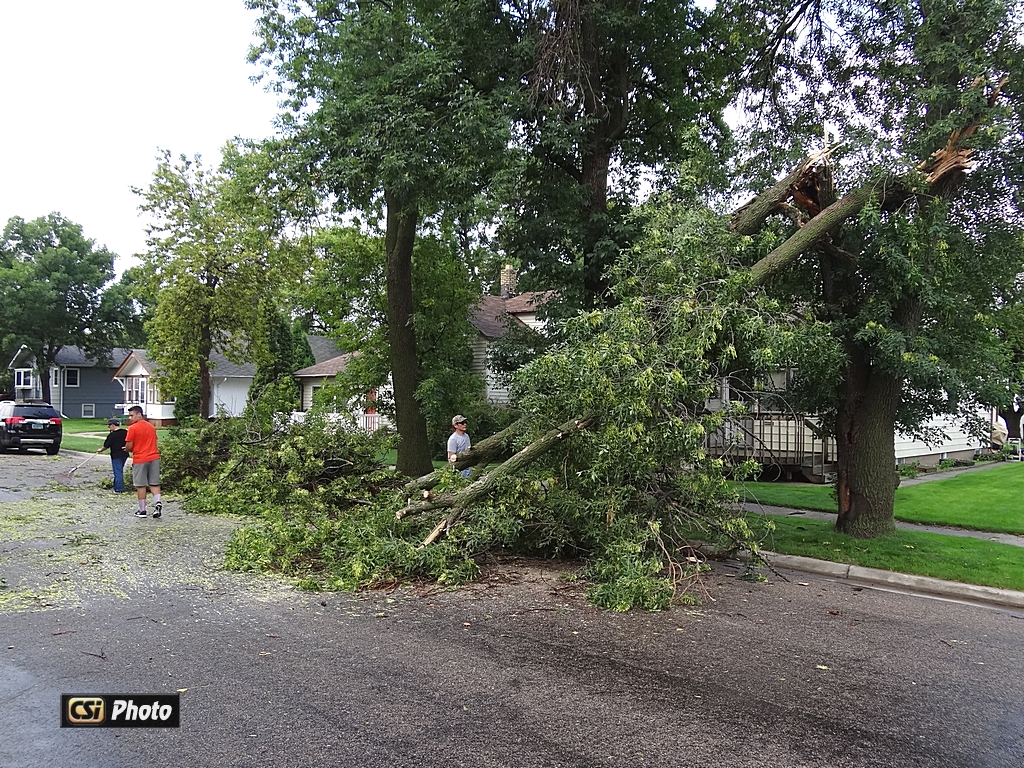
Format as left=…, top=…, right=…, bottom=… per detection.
left=708, top=413, right=836, bottom=474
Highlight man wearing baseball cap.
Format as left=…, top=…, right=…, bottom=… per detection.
left=96, top=418, right=129, bottom=493
left=447, top=415, right=471, bottom=477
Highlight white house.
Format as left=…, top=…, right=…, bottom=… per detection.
left=708, top=373, right=991, bottom=481
left=109, top=337, right=346, bottom=425
left=292, top=352, right=391, bottom=432
left=468, top=289, right=552, bottom=404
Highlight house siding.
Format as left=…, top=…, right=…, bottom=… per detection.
left=469, top=337, right=509, bottom=403
left=301, top=380, right=328, bottom=411
left=52, top=368, right=125, bottom=419
left=210, top=377, right=252, bottom=418
left=895, top=413, right=985, bottom=465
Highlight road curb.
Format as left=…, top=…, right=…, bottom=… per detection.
left=765, top=551, right=1024, bottom=610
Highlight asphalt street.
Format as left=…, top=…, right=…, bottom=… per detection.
left=2, top=450, right=1023, bottom=768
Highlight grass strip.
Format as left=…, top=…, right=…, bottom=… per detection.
left=60, top=435, right=106, bottom=453
left=749, top=514, right=1024, bottom=592
left=736, top=463, right=1024, bottom=535
left=60, top=418, right=122, bottom=435
left=894, top=463, right=1024, bottom=535
left=738, top=482, right=836, bottom=512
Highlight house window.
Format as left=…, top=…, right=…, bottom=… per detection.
left=126, top=376, right=147, bottom=404
left=51, top=368, right=61, bottom=389
left=64, top=368, right=80, bottom=387
left=82, top=403, right=95, bottom=418
left=14, top=369, right=32, bottom=388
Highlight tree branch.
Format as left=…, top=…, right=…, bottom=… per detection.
left=403, top=417, right=526, bottom=495
left=397, top=415, right=595, bottom=523
left=748, top=184, right=875, bottom=285
left=730, top=146, right=841, bottom=235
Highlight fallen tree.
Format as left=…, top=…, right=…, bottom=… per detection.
left=402, top=72, right=1015, bottom=543
left=168, top=0, right=1024, bottom=606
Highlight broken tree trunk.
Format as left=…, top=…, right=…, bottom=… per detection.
left=730, top=147, right=841, bottom=236
left=397, top=416, right=595, bottom=548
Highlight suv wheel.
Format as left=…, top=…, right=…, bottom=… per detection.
left=46, top=446, right=60, bottom=456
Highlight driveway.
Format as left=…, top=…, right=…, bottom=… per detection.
left=2, top=452, right=1023, bottom=768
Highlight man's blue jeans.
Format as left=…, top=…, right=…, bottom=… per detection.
left=111, top=457, right=127, bottom=493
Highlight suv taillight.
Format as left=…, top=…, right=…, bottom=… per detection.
left=50, top=417, right=62, bottom=425
left=4, top=416, right=25, bottom=425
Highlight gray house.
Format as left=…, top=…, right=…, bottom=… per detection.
left=7, top=345, right=132, bottom=419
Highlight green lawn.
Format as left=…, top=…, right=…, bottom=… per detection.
left=894, top=463, right=1024, bottom=534
left=736, top=462, right=1024, bottom=535
left=59, top=419, right=172, bottom=454
left=61, top=418, right=122, bottom=434
left=750, top=515, right=1024, bottom=592
left=739, top=482, right=837, bottom=512
left=61, top=435, right=106, bottom=452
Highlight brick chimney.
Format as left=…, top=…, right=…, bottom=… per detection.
left=499, top=264, right=518, bottom=298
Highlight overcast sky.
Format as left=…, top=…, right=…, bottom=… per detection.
left=0, top=1, right=282, bottom=273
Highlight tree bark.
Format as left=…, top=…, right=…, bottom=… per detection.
left=198, top=313, right=212, bottom=420
left=384, top=189, right=434, bottom=477
left=730, top=147, right=841, bottom=236
left=37, top=345, right=54, bottom=403
left=834, top=345, right=900, bottom=537
left=578, top=1, right=629, bottom=308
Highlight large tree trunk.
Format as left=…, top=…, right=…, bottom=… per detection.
left=198, top=320, right=212, bottom=420
left=999, top=404, right=1023, bottom=440
left=581, top=142, right=612, bottom=306
left=834, top=345, right=900, bottom=537
left=38, top=345, right=53, bottom=403
left=578, top=2, right=628, bottom=308
left=384, top=189, right=434, bottom=477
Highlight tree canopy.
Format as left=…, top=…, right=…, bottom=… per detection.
left=0, top=213, right=126, bottom=400
left=248, top=0, right=515, bottom=475
left=135, top=148, right=298, bottom=418
left=722, top=0, right=1024, bottom=535
left=498, top=0, right=744, bottom=308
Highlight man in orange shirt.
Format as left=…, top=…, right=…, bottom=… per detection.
left=124, top=405, right=162, bottom=518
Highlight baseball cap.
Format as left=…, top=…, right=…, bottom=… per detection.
left=107, top=418, right=121, bottom=425
left=452, top=415, right=467, bottom=426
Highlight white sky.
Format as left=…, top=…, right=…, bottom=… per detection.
left=0, top=1, right=282, bottom=273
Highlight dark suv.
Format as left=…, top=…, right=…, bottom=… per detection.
left=0, top=401, right=63, bottom=454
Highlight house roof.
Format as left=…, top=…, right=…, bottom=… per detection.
left=294, top=352, right=359, bottom=378
left=469, top=295, right=514, bottom=340
left=207, top=350, right=256, bottom=378
left=307, top=335, right=346, bottom=363
left=8, top=344, right=133, bottom=370
left=111, top=350, right=153, bottom=379
left=504, top=290, right=553, bottom=315
left=468, top=290, right=550, bottom=340
left=110, top=336, right=346, bottom=380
